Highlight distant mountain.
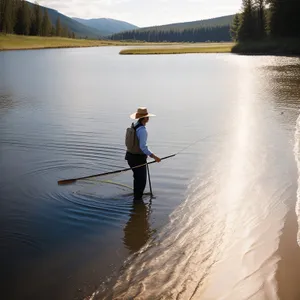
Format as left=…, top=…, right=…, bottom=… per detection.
left=26, top=1, right=103, bottom=39
left=138, top=15, right=235, bottom=31
left=73, top=18, right=138, bottom=36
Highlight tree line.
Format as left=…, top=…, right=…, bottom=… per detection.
left=0, top=0, right=75, bottom=38
left=231, top=0, right=300, bottom=42
left=111, top=26, right=231, bottom=43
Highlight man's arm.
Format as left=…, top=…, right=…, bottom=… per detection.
left=136, top=127, right=161, bottom=162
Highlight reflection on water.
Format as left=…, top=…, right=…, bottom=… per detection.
left=123, top=200, right=153, bottom=254
left=263, top=61, right=300, bottom=113
left=0, top=92, right=14, bottom=111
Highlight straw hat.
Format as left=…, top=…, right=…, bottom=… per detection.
left=130, top=107, right=156, bottom=120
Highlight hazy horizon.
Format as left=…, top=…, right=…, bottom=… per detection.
left=27, top=0, right=241, bottom=27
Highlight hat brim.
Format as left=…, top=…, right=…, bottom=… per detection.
left=130, top=113, right=156, bottom=120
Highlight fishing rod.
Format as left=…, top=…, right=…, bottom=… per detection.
left=57, top=127, right=230, bottom=186
left=58, top=154, right=176, bottom=186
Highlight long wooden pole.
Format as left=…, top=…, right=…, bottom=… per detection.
left=58, top=154, right=176, bottom=186
left=146, top=164, right=153, bottom=197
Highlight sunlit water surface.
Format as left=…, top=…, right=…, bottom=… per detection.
left=1, top=48, right=300, bottom=300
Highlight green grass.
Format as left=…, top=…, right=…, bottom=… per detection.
left=0, top=35, right=235, bottom=53
left=119, top=43, right=234, bottom=55
left=0, top=34, right=157, bottom=51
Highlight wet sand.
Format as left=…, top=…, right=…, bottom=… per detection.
left=277, top=208, right=300, bottom=300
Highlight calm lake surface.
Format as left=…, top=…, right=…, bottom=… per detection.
left=1, top=47, right=300, bottom=300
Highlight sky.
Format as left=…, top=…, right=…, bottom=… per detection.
left=28, top=0, right=241, bottom=27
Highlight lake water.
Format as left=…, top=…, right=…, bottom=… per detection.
left=1, top=47, right=300, bottom=300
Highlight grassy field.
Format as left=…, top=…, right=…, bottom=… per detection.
left=0, top=34, right=155, bottom=51
left=0, top=35, right=234, bottom=54
left=119, top=43, right=234, bottom=55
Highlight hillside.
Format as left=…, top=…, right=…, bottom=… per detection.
left=26, top=1, right=102, bottom=39
left=111, top=15, right=234, bottom=42
left=73, top=18, right=138, bottom=36
left=138, top=15, right=235, bottom=31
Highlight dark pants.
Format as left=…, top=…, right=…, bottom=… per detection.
left=126, top=152, right=147, bottom=200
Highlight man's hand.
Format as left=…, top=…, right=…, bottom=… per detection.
left=151, top=154, right=161, bottom=163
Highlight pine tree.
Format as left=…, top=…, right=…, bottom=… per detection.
left=50, top=25, right=55, bottom=36
left=31, top=2, right=42, bottom=35
left=62, top=26, right=68, bottom=37
left=230, top=14, right=240, bottom=41
left=268, top=0, right=283, bottom=37
left=237, top=0, right=255, bottom=41
left=15, top=0, right=30, bottom=35
left=253, top=0, right=266, bottom=39
left=72, top=31, right=75, bottom=39
left=2, top=0, right=14, bottom=33
left=110, top=26, right=231, bottom=43
left=41, top=8, right=51, bottom=36
left=29, top=5, right=35, bottom=35
left=55, top=16, right=61, bottom=36
left=14, top=1, right=22, bottom=34
left=289, top=0, right=300, bottom=37
left=268, top=0, right=300, bottom=38
left=23, top=0, right=30, bottom=35
left=0, top=0, right=4, bottom=32
left=10, top=0, right=18, bottom=32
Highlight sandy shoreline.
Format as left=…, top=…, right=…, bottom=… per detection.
left=276, top=204, right=300, bottom=300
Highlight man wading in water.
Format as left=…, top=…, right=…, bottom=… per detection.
left=125, top=107, right=161, bottom=201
